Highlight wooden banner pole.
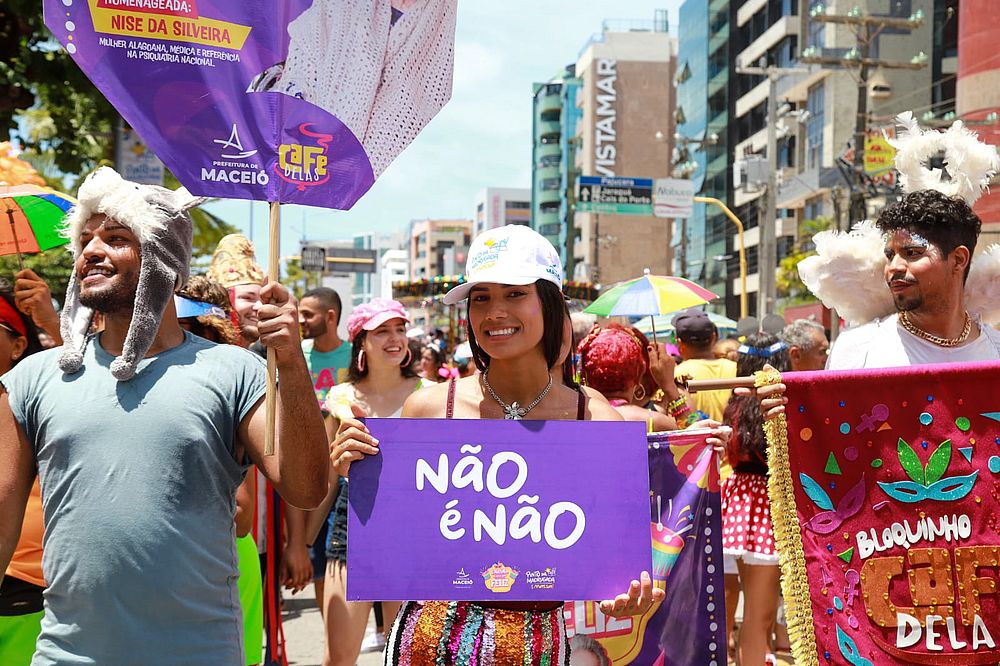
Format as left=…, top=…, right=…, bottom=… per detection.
left=686, top=376, right=758, bottom=392
left=265, top=201, right=280, bottom=456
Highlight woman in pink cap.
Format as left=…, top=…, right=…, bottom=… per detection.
left=330, top=225, right=663, bottom=664
left=314, top=297, right=432, bottom=666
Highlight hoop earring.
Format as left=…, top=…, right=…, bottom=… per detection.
left=357, top=349, right=366, bottom=373
left=633, top=384, right=647, bottom=402
left=401, top=348, right=413, bottom=367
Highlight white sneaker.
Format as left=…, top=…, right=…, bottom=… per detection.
left=360, top=630, right=386, bottom=653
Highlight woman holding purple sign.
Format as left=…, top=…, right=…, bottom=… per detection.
left=318, top=298, right=432, bottom=666
left=330, top=225, right=663, bottom=664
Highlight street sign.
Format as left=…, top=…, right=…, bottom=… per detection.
left=326, top=248, right=378, bottom=274
left=300, top=245, right=327, bottom=273
left=115, top=121, right=163, bottom=186
left=653, top=178, right=695, bottom=218
left=576, top=175, right=653, bottom=215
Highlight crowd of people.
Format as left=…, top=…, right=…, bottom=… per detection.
left=0, top=161, right=997, bottom=666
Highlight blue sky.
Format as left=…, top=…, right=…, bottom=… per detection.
left=204, top=1, right=682, bottom=267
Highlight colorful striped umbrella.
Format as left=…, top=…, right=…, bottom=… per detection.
left=584, top=270, right=718, bottom=342
left=1, top=185, right=76, bottom=269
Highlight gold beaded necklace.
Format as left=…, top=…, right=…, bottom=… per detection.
left=898, top=310, right=972, bottom=347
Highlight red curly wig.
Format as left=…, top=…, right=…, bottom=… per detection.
left=577, top=323, right=649, bottom=395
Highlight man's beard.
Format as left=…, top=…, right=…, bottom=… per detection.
left=303, top=319, right=327, bottom=340
left=893, top=293, right=922, bottom=312
left=79, top=275, right=138, bottom=314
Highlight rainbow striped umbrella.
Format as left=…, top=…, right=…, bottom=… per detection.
left=1, top=184, right=76, bottom=269
left=584, top=270, right=717, bottom=342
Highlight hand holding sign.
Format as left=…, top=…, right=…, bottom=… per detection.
left=598, top=571, right=664, bottom=619
left=330, top=403, right=380, bottom=477
left=347, top=419, right=652, bottom=602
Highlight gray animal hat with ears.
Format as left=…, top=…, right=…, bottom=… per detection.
left=58, top=167, right=201, bottom=381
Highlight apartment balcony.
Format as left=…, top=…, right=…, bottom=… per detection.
left=707, top=109, right=728, bottom=133
left=536, top=187, right=561, bottom=207
left=708, top=23, right=729, bottom=57
left=736, top=15, right=798, bottom=70
left=705, top=152, right=728, bottom=179
left=707, top=68, right=729, bottom=100
left=538, top=92, right=562, bottom=116
left=536, top=120, right=561, bottom=143
left=536, top=164, right=561, bottom=182
left=536, top=143, right=562, bottom=162
left=709, top=0, right=727, bottom=17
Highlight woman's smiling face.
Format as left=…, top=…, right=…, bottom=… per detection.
left=468, top=282, right=545, bottom=361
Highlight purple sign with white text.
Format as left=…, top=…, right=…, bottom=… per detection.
left=44, top=0, right=456, bottom=208
left=346, top=419, right=652, bottom=602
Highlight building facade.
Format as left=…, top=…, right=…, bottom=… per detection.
left=380, top=248, right=408, bottom=301
left=710, top=0, right=938, bottom=317
left=531, top=67, right=582, bottom=274
left=675, top=0, right=733, bottom=313
left=956, top=0, right=1000, bottom=233
left=474, top=187, right=531, bottom=236
left=572, top=21, right=677, bottom=286
left=407, top=218, right=473, bottom=281
left=352, top=232, right=403, bottom=306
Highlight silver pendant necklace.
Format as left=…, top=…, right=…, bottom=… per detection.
left=481, top=369, right=553, bottom=419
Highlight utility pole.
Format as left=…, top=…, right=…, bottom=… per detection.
left=762, top=72, right=779, bottom=318
left=736, top=64, right=805, bottom=317
left=800, top=7, right=926, bottom=225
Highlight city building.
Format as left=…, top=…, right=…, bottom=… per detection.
left=571, top=16, right=677, bottom=286
left=353, top=232, right=406, bottom=306
left=675, top=0, right=734, bottom=312
left=474, top=187, right=531, bottom=236
left=304, top=239, right=359, bottom=341
left=531, top=66, right=582, bottom=272
left=407, top=218, right=473, bottom=281
left=715, top=0, right=937, bottom=316
left=956, top=0, right=1000, bottom=234
left=380, top=248, right=408, bottom=301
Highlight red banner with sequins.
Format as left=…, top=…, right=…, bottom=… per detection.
left=768, top=362, right=1000, bottom=666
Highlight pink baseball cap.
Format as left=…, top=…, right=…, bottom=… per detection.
left=346, top=298, right=411, bottom=342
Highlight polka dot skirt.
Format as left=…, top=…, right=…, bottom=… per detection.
left=721, top=472, right=779, bottom=562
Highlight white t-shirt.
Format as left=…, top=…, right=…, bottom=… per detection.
left=828, top=313, right=1000, bottom=370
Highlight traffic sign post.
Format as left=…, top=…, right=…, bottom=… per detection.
left=576, top=176, right=653, bottom=215
left=653, top=178, right=695, bottom=218
left=300, top=245, right=327, bottom=273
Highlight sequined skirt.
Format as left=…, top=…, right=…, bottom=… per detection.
left=384, top=601, right=569, bottom=665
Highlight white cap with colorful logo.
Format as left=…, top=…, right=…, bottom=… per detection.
left=443, top=224, right=563, bottom=304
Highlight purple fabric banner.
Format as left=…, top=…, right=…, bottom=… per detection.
left=563, top=430, right=727, bottom=665
left=44, top=0, right=455, bottom=208
left=346, top=418, right=652, bottom=602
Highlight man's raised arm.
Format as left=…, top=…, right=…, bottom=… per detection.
left=0, top=389, right=36, bottom=583
left=239, top=281, right=328, bottom=509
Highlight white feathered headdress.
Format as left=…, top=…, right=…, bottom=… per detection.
left=891, top=111, right=1000, bottom=205
left=797, top=113, right=1000, bottom=326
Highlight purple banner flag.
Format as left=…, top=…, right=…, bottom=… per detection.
left=564, top=430, right=727, bottom=665
left=346, top=418, right=652, bottom=602
left=44, top=0, right=456, bottom=208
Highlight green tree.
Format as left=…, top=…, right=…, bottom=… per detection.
left=776, top=216, right=833, bottom=308
left=1, top=0, right=117, bottom=175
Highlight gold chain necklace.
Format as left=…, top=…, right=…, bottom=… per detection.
left=898, top=311, right=972, bottom=347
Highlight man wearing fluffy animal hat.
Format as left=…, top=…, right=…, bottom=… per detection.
left=756, top=113, right=1000, bottom=415
left=0, top=167, right=328, bottom=664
